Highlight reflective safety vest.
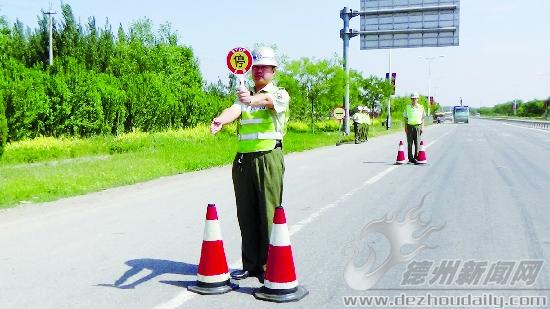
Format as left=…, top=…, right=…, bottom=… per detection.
left=352, top=113, right=361, bottom=123
left=237, top=87, right=289, bottom=153
left=364, top=113, right=371, bottom=125
left=405, top=104, right=425, bottom=125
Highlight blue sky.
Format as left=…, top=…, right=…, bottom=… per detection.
left=1, top=0, right=549, bottom=107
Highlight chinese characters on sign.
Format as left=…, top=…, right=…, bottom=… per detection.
left=226, top=47, right=252, bottom=75
left=401, top=260, right=544, bottom=286
left=233, top=54, right=246, bottom=69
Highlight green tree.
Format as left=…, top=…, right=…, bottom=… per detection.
left=2, top=59, right=50, bottom=140
left=25, top=13, right=50, bottom=67
left=277, top=56, right=360, bottom=126
left=0, top=92, right=8, bottom=157
left=358, top=75, right=393, bottom=115
left=58, top=4, right=81, bottom=62
left=0, top=6, right=236, bottom=140
left=0, top=16, right=9, bottom=63
left=0, top=17, right=11, bottom=151
left=517, top=100, right=545, bottom=117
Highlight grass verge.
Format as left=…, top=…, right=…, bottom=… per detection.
left=0, top=120, right=404, bottom=209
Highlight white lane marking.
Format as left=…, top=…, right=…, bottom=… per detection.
left=154, top=129, right=451, bottom=309
left=153, top=292, right=197, bottom=309
left=501, top=123, right=550, bottom=133
left=425, top=131, right=450, bottom=149
left=363, top=166, right=398, bottom=186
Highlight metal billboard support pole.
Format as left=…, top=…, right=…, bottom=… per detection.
left=340, top=7, right=358, bottom=135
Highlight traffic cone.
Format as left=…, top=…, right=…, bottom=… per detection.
left=254, top=206, right=308, bottom=303
left=188, top=203, right=238, bottom=295
left=416, top=140, right=427, bottom=164
left=395, top=140, right=407, bottom=165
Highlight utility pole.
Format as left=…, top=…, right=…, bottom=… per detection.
left=539, top=74, right=550, bottom=120
left=44, top=4, right=56, bottom=66
left=418, top=55, right=444, bottom=115
left=512, top=83, right=519, bottom=116
left=386, top=50, right=392, bottom=130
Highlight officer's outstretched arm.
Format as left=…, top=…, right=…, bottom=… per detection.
left=211, top=105, right=241, bottom=134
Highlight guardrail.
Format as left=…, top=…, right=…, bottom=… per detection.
left=480, top=117, right=550, bottom=131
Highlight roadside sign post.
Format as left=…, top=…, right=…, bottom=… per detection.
left=226, top=47, right=253, bottom=91
left=333, top=107, right=346, bottom=145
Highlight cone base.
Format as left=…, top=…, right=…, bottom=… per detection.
left=415, top=160, right=427, bottom=164
left=253, top=285, right=309, bottom=303
left=187, top=279, right=238, bottom=295
left=395, top=160, right=406, bottom=165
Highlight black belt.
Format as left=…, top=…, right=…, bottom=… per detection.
left=238, top=140, right=283, bottom=157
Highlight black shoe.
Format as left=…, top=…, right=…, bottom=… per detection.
left=409, top=159, right=417, bottom=164
left=256, top=272, right=265, bottom=284
left=230, top=270, right=250, bottom=280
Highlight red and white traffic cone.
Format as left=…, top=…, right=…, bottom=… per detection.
left=254, top=206, right=308, bottom=303
left=188, top=204, right=238, bottom=295
left=416, top=140, right=427, bottom=164
left=395, top=140, right=407, bottom=165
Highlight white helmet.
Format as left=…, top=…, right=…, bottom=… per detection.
left=410, top=92, right=419, bottom=99
left=252, top=46, right=278, bottom=67
left=357, top=106, right=363, bottom=111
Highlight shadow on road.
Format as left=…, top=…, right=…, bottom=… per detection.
left=97, top=258, right=198, bottom=289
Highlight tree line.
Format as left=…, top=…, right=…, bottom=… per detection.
left=477, top=99, right=549, bottom=118
left=0, top=4, right=418, bottom=156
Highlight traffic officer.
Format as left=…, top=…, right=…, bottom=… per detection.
left=403, top=92, right=425, bottom=164
left=352, top=106, right=363, bottom=144
left=210, top=46, right=289, bottom=283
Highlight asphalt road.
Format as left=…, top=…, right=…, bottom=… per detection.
left=1, top=119, right=549, bottom=309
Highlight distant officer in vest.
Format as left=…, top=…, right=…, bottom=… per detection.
left=210, top=46, right=289, bottom=283
left=362, top=107, right=371, bottom=141
left=353, top=106, right=363, bottom=144
left=403, top=92, right=425, bottom=164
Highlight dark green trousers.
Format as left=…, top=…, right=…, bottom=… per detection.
left=353, top=122, right=361, bottom=143
left=361, top=124, right=369, bottom=141
left=232, top=147, right=284, bottom=273
left=406, top=124, right=421, bottom=160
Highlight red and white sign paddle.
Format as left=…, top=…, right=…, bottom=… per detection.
left=226, top=47, right=253, bottom=91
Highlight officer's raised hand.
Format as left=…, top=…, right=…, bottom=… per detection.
left=237, top=88, right=252, bottom=105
